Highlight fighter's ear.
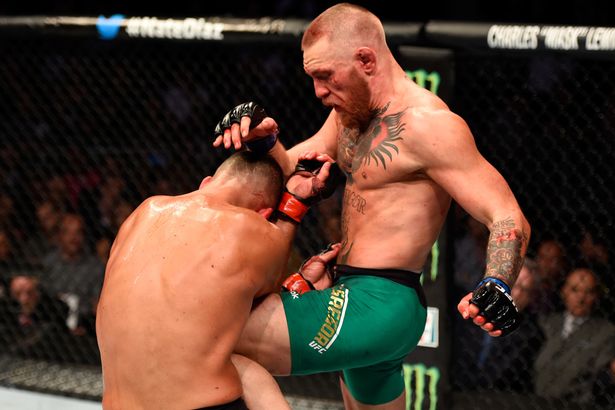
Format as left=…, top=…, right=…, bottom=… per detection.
left=257, top=207, right=274, bottom=220
left=355, top=47, right=376, bottom=74
left=199, top=176, right=213, bottom=190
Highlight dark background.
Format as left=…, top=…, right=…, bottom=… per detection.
left=1, top=0, right=614, bottom=26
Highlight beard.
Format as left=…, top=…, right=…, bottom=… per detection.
left=336, top=72, right=372, bottom=130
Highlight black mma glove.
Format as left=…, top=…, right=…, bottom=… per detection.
left=470, top=277, right=521, bottom=336
left=213, top=102, right=277, bottom=154
left=277, top=160, right=345, bottom=223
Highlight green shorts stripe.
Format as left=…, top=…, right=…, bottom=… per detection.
left=323, top=287, right=349, bottom=349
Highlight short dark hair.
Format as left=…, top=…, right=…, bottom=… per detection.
left=218, top=151, right=284, bottom=208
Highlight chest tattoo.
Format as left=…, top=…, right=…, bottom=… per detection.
left=338, top=105, right=406, bottom=184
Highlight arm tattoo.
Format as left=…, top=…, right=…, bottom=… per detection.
left=484, top=218, right=526, bottom=285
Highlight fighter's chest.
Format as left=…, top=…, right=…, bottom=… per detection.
left=336, top=123, right=409, bottom=186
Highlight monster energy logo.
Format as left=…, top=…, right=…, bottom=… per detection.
left=406, top=67, right=442, bottom=285
left=405, top=69, right=441, bottom=95
left=403, top=363, right=440, bottom=410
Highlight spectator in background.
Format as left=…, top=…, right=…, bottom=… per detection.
left=39, top=172, right=71, bottom=213
left=78, top=174, right=131, bottom=245
left=0, top=275, right=71, bottom=361
left=573, top=227, right=614, bottom=322
left=534, top=267, right=615, bottom=406
left=531, top=238, right=568, bottom=315
left=40, top=213, right=104, bottom=336
left=21, top=200, right=63, bottom=268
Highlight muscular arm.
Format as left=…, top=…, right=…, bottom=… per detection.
left=269, top=110, right=340, bottom=178
left=420, top=110, right=531, bottom=287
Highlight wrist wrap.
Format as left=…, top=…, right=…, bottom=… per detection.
left=282, top=272, right=315, bottom=295
left=245, top=134, right=277, bottom=155
left=277, top=191, right=309, bottom=223
left=476, top=277, right=511, bottom=295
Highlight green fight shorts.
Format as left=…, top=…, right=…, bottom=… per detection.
left=280, top=264, right=427, bottom=405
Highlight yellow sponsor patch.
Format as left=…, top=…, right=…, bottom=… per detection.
left=309, top=287, right=349, bottom=354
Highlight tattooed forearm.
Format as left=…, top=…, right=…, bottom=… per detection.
left=484, top=218, right=527, bottom=285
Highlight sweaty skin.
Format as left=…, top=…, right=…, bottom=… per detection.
left=96, top=190, right=289, bottom=410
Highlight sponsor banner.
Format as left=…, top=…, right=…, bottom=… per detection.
left=0, top=16, right=421, bottom=44
left=403, top=363, right=440, bottom=410
left=0, top=15, right=304, bottom=42
left=100, top=15, right=294, bottom=41
left=397, top=46, right=454, bottom=410
left=399, top=46, right=455, bottom=103
left=418, top=307, right=439, bottom=349
left=425, top=21, right=615, bottom=52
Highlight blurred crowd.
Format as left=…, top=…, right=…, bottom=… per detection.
left=452, top=208, right=615, bottom=408
left=0, top=149, right=168, bottom=364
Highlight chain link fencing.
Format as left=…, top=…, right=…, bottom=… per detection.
left=0, top=19, right=613, bottom=409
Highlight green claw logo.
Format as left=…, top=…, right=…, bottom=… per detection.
left=403, top=363, right=440, bottom=410
left=405, top=70, right=441, bottom=95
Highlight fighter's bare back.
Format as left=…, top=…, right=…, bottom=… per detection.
left=96, top=192, right=286, bottom=410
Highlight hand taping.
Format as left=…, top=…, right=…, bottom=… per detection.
left=470, top=277, right=521, bottom=336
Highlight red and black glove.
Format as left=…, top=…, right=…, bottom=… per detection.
left=281, top=272, right=315, bottom=295
left=277, top=159, right=345, bottom=223
left=281, top=243, right=338, bottom=294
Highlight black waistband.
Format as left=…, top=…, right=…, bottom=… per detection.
left=332, top=264, right=427, bottom=308
left=193, top=398, right=247, bottom=410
